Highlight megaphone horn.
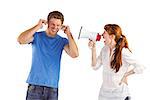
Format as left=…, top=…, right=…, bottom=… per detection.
left=78, top=26, right=101, bottom=41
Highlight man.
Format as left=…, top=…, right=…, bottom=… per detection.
left=17, top=11, right=79, bottom=100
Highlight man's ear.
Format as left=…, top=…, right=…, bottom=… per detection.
left=61, top=25, right=66, bottom=31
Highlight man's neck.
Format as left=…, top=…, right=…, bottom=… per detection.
left=45, top=29, right=56, bottom=37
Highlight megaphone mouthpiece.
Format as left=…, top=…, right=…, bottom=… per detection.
left=96, top=33, right=101, bottom=41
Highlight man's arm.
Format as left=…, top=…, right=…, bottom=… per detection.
left=17, top=19, right=46, bottom=44
left=63, top=26, right=79, bottom=58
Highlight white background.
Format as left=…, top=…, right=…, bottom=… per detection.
left=0, top=0, right=150, bottom=100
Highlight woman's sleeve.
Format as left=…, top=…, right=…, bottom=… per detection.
left=122, top=48, right=145, bottom=74
left=92, top=51, right=103, bottom=70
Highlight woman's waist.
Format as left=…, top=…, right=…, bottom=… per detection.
left=100, top=83, right=129, bottom=96
left=102, top=76, right=124, bottom=88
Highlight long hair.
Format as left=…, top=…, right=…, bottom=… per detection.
left=104, top=24, right=131, bottom=73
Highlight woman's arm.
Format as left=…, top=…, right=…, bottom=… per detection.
left=119, top=48, right=145, bottom=85
left=88, top=40, right=102, bottom=70
left=119, top=69, right=135, bottom=85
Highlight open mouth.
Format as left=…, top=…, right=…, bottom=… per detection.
left=103, top=38, right=106, bottom=44
left=51, top=29, right=58, bottom=33
left=101, top=36, right=105, bottom=42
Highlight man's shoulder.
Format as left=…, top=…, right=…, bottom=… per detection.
left=56, top=34, right=67, bottom=40
left=34, top=31, right=47, bottom=39
left=36, top=31, right=45, bottom=35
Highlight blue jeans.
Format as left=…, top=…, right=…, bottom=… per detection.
left=125, top=96, right=131, bottom=100
left=26, top=84, right=58, bottom=100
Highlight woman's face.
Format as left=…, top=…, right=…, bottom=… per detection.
left=102, top=30, right=112, bottom=45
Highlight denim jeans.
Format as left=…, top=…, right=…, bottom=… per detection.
left=26, top=84, right=58, bottom=100
left=125, top=96, right=131, bottom=100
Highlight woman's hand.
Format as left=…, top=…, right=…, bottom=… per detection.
left=119, top=75, right=128, bottom=85
left=88, top=40, right=96, bottom=49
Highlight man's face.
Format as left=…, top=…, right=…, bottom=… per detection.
left=47, top=18, right=62, bottom=36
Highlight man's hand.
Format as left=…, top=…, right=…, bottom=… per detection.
left=62, top=25, right=71, bottom=35
left=37, top=19, right=47, bottom=29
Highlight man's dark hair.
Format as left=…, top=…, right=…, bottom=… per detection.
left=47, top=11, right=64, bottom=24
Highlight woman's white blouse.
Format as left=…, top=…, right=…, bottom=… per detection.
left=92, top=46, right=145, bottom=100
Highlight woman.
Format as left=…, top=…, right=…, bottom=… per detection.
left=88, top=24, right=145, bottom=100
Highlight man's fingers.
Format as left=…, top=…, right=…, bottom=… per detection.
left=42, top=20, right=47, bottom=25
left=61, top=25, right=66, bottom=31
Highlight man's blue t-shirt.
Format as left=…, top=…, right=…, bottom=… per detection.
left=26, top=31, right=69, bottom=88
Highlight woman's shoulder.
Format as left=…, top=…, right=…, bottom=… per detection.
left=122, top=48, right=132, bottom=54
left=122, top=48, right=133, bottom=59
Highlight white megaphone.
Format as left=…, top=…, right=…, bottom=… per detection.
left=78, top=26, right=101, bottom=41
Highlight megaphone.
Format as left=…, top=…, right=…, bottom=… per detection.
left=78, top=26, right=101, bottom=41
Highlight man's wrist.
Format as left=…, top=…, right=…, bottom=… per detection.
left=66, top=32, right=72, bottom=36
left=67, top=32, right=73, bottom=39
left=34, top=24, right=41, bottom=30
